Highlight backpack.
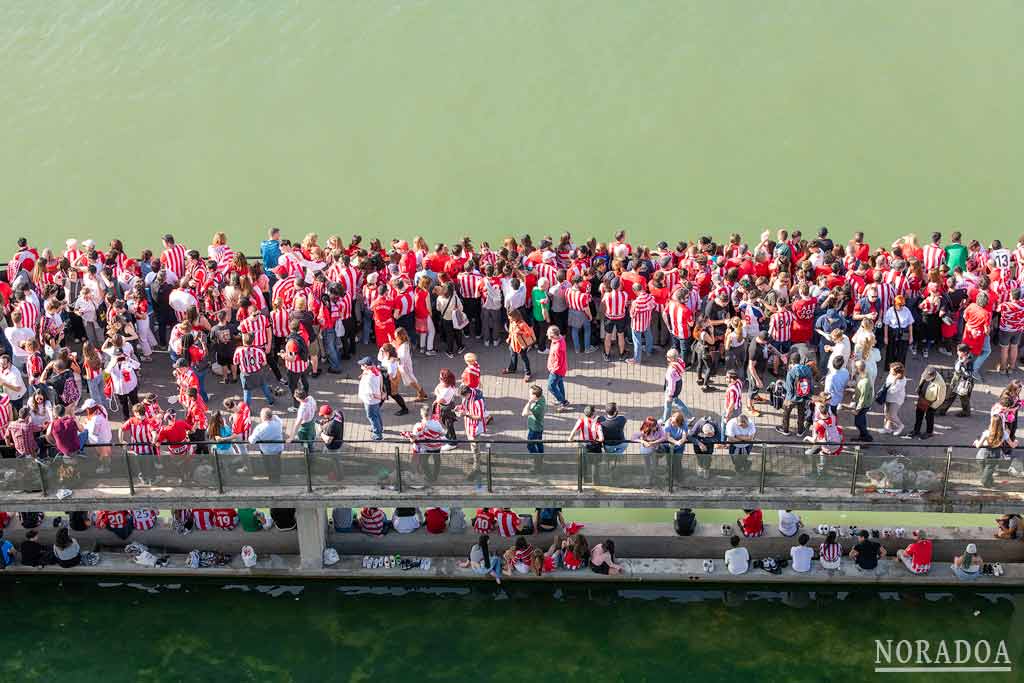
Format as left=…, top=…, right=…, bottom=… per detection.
left=794, top=373, right=812, bottom=399
left=58, top=373, right=81, bottom=407
left=674, top=508, right=697, bottom=536
left=519, top=323, right=536, bottom=348
left=769, top=379, right=785, bottom=410
left=286, top=333, right=309, bottom=363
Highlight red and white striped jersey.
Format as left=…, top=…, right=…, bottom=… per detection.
left=192, top=508, right=238, bottom=530
left=630, top=292, right=657, bottom=331
left=990, top=248, right=1013, bottom=278
left=922, top=244, right=945, bottom=271
left=123, top=418, right=155, bottom=454
left=133, top=509, right=158, bottom=530
left=232, top=403, right=252, bottom=440
left=271, top=276, right=300, bottom=307
left=660, top=268, right=681, bottom=293
left=457, top=272, right=484, bottom=299
left=408, top=418, right=445, bottom=450
left=602, top=290, right=629, bottom=320
left=239, top=312, right=270, bottom=347
left=216, top=246, right=236, bottom=274
left=533, top=262, right=558, bottom=287
left=769, top=309, right=795, bottom=342
left=161, top=244, right=187, bottom=279
left=277, top=252, right=305, bottom=280
left=883, top=271, right=909, bottom=297
left=332, top=293, right=353, bottom=321
left=362, top=283, right=384, bottom=309
left=97, top=510, right=131, bottom=529
left=725, top=380, right=743, bottom=415
left=391, top=289, right=415, bottom=317
left=270, top=308, right=291, bottom=338
left=573, top=416, right=604, bottom=442
left=0, top=395, right=12, bottom=433
left=326, top=263, right=361, bottom=296
left=567, top=259, right=591, bottom=283
left=566, top=288, right=591, bottom=312
left=1013, top=245, right=1024, bottom=271
left=283, top=338, right=310, bottom=374
left=233, top=345, right=267, bottom=374
left=682, top=287, right=701, bottom=313
left=63, top=248, right=82, bottom=267
left=460, top=390, right=487, bottom=437
left=6, top=248, right=36, bottom=282
left=999, top=300, right=1024, bottom=332
left=663, top=300, right=692, bottom=339
left=876, top=281, right=896, bottom=313
left=494, top=509, right=521, bottom=537
left=819, top=542, right=842, bottom=563
left=17, top=300, right=39, bottom=331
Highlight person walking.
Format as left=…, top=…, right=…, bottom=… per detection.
left=850, top=360, right=874, bottom=442
left=661, top=349, right=693, bottom=423
left=545, top=326, right=571, bottom=411
left=908, top=366, right=946, bottom=439
left=936, top=344, right=975, bottom=418
left=880, top=362, right=908, bottom=436
left=357, top=356, right=385, bottom=441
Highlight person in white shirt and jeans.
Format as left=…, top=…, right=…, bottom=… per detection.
left=357, top=356, right=384, bottom=441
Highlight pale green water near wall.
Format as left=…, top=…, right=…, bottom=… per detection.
left=2, top=1, right=1023, bottom=253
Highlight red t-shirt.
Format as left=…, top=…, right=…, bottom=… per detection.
left=740, top=509, right=764, bottom=536
left=790, top=298, right=817, bottom=344
left=904, top=539, right=933, bottom=572
left=962, top=303, right=992, bottom=355
left=547, top=337, right=567, bottom=376
left=157, top=420, right=190, bottom=449
left=424, top=508, right=448, bottom=534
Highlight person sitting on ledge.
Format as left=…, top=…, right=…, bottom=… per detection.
left=358, top=507, right=388, bottom=536
left=458, top=534, right=501, bottom=584
left=777, top=509, right=802, bottom=538
left=818, top=530, right=843, bottom=571
left=52, top=526, right=81, bottom=568
left=504, top=536, right=535, bottom=575
left=738, top=508, right=764, bottom=538
left=19, top=529, right=48, bottom=567
left=951, top=543, right=983, bottom=580
left=850, top=529, right=885, bottom=573
left=589, top=539, right=623, bottom=576
left=535, top=507, right=565, bottom=534
left=995, top=513, right=1020, bottom=539
left=724, top=535, right=749, bottom=575
left=790, top=533, right=813, bottom=573
left=392, top=507, right=422, bottom=534
left=896, top=529, right=933, bottom=575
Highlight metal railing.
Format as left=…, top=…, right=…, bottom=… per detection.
left=0, top=439, right=1020, bottom=508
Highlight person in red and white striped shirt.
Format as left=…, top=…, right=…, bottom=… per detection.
left=457, top=262, right=484, bottom=339
left=570, top=404, right=605, bottom=484
left=234, top=333, right=275, bottom=407
left=628, top=284, right=656, bottom=364
left=160, top=234, right=187, bottom=279
left=601, top=278, right=629, bottom=360
left=997, top=289, right=1024, bottom=373
left=922, top=232, right=945, bottom=271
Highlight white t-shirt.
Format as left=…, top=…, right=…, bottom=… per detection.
left=777, top=510, right=800, bottom=537
left=724, top=547, right=749, bottom=575
left=4, top=327, right=34, bottom=364
left=391, top=510, right=421, bottom=534
left=790, top=545, right=813, bottom=572
left=725, top=418, right=756, bottom=440
left=0, top=365, right=26, bottom=400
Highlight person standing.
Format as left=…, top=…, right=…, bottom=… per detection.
left=530, top=277, right=551, bottom=353
left=975, top=414, right=1014, bottom=488
left=908, top=367, right=945, bottom=439
left=234, top=333, right=275, bottom=408
left=850, top=360, right=874, bottom=442
left=996, top=289, right=1024, bottom=374
left=569, top=405, right=604, bottom=484
left=280, top=320, right=311, bottom=409
left=963, top=292, right=993, bottom=379
left=936, top=344, right=975, bottom=417
left=248, top=407, right=284, bottom=483
left=776, top=352, right=813, bottom=436
left=601, top=277, right=629, bottom=362
left=357, top=357, right=385, bottom=441
left=522, top=385, right=546, bottom=472
left=435, top=282, right=465, bottom=358
left=545, top=326, right=570, bottom=411
left=880, top=362, right=908, bottom=436
left=289, top=389, right=317, bottom=447
left=627, top=283, right=656, bottom=364
left=503, top=309, right=534, bottom=381
left=883, top=295, right=914, bottom=369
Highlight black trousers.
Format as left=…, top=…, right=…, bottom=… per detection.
left=463, top=298, right=482, bottom=337
left=267, top=337, right=285, bottom=381
left=287, top=370, right=309, bottom=405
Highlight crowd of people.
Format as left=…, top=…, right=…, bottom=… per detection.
left=0, top=226, right=1020, bottom=488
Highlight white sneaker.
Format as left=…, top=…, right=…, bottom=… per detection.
left=440, top=444, right=457, bottom=452
left=891, top=427, right=903, bottom=437
left=922, top=349, right=929, bottom=359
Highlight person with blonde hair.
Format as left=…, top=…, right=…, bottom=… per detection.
left=880, top=362, right=908, bottom=436
left=393, top=328, right=428, bottom=401
left=975, top=414, right=1015, bottom=487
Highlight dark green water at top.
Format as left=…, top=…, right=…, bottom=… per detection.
left=1, top=577, right=1022, bottom=682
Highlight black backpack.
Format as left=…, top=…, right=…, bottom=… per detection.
left=674, top=508, right=697, bottom=536
left=286, top=333, right=309, bottom=363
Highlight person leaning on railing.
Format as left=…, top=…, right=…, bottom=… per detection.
left=975, top=413, right=1015, bottom=489
left=247, top=407, right=284, bottom=484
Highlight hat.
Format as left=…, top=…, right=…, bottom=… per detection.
left=966, top=543, right=977, bottom=554
left=366, top=272, right=378, bottom=284
left=542, top=251, right=556, bottom=263
left=82, top=239, right=95, bottom=249
left=318, top=405, right=333, bottom=417
left=76, top=399, right=98, bottom=413
left=357, top=356, right=376, bottom=366
left=66, top=238, right=78, bottom=247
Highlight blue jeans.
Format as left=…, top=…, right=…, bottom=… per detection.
left=242, top=376, right=275, bottom=407
left=662, top=397, right=693, bottom=423
left=547, top=373, right=567, bottom=405
left=364, top=402, right=383, bottom=439
left=631, top=327, right=653, bottom=362
left=322, top=329, right=342, bottom=372
left=196, top=368, right=210, bottom=403
left=360, top=304, right=373, bottom=344
left=526, top=429, right=544, bottom=454
left=952, top=565, right=980, bottom=580
left=604, top=443, right=628, bottom=455
left=973, top=336, right=992, bottom=375
left=472, top=555, right=502, bottom=578
left=570, top=325, right=591, bottom=353
left=86, top=373, right=108, bottom=411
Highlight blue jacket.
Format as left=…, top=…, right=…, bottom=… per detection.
left=260, top=239, right=281, bottom=276
left=784, top=363, right=813, bottom=402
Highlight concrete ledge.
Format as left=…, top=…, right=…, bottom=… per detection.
left=2, top=554, right=1021, bottom=587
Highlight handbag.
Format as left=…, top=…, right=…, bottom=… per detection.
left=874, top=383, right=890, bottom=406
left=452, top=306, right=469, bottom=331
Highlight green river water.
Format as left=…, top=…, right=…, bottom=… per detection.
left=3, top=1, right=1023, bottom=251
left=1, top=578, right=1021, bottom=682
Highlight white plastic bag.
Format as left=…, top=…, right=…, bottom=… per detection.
left=323, top=547, right=340, bottom=566
left=241, top=545, right=258, bottom=568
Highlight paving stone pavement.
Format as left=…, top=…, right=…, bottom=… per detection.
left=134, top=336, right=1006, bottom=459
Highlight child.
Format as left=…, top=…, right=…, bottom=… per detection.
left=522, top=385, right=546, bottom=472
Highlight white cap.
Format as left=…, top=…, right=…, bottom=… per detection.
left=966, top=543, right=977, bottom=554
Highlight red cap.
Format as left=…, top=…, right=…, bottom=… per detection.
left=318, top=405, right=333, bottom=416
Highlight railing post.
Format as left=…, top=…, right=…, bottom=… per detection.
left=394, top=447, right=403, bottom=493
left=123, top=446, right=136, bottom=496
left=849, top=446, right=862, bottom=496
left=758, top=442, right=768, bottom=494
left=212, top=450, right=225, bottom=494
left=667, top=447, right=675, bottom=493
left=35, top=459, right=48, bottom=497
left=941, top=446, right=953, bottom=511
left=303, top=442, right=313, bottom=493
left=577, top=446, right=583, bottom=493
left=486, top=446, right=493, bottom=493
